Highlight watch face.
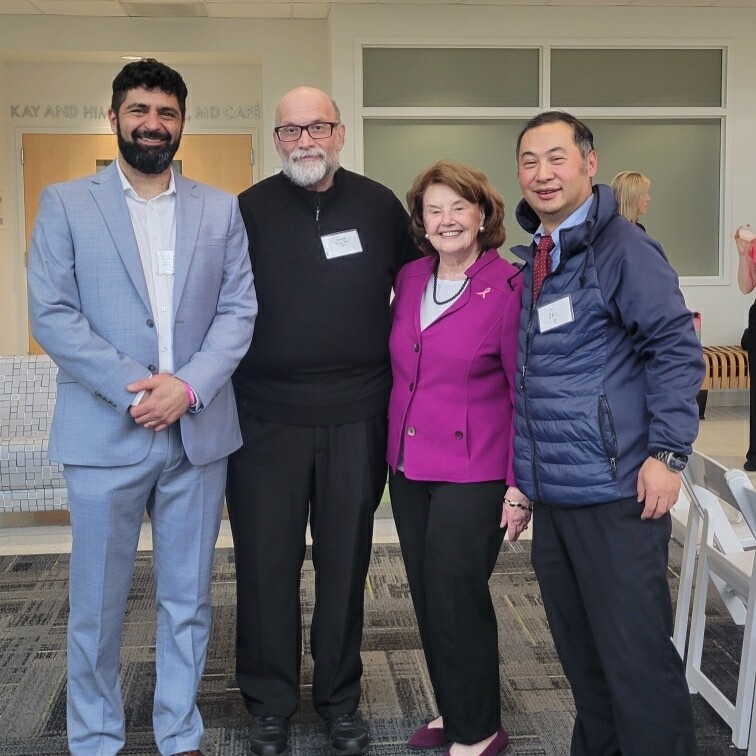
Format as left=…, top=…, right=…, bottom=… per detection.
left=668, top=455, right=687, bottom=472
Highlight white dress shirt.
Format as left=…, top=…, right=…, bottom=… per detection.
left=117, top=159, right=177, bottom=375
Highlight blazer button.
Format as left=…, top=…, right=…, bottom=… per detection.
left=407, top=426, right=416, bottom=436
left=409, top=382, right=414, bottom=391
left=146, top=319, right=155, bottom=328
left=147, top=364, right=157, bottom=373
left=413, top=343, right=420, bottom=352
left=454, top=431, right=464, bottom=439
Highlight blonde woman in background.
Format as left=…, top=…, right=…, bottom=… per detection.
left=611, top=170, right=651, bottom=231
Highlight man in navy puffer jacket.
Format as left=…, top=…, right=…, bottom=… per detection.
left=512, top=111, right=703, bottom=756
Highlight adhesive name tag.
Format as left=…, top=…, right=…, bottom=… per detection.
left=156, top=249, right=175, bottom=276
left=537, top=295, right=574, bottom=333
left=321, top=229, right=363, bottom=259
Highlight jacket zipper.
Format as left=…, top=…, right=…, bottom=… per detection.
left=598, top=395, right=618, bottom=479
left=521, top=303, right=542, bottom=501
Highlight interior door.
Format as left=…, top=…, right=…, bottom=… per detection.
left=22, top=132, right=254, bottom=353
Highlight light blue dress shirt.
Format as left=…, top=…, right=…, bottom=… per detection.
left=533, top=194, right=595, bottom=271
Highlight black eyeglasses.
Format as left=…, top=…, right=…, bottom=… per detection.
left=274, top=122, right=339, bottom=142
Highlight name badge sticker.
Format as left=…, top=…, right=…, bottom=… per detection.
left=156, top=249, right=175, bottom=276
left=321, top=229, right=363, bottom=259
left=537, top=295, right=574, bottom=333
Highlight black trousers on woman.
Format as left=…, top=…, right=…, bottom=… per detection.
left=388, top=471, right=507, bottom=745
left=747, top=300, right=756, bottom=464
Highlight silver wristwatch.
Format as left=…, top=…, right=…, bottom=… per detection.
left=651, top=450, right=688, bottom=472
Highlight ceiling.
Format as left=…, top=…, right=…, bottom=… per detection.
left=1, top=0, right=755, bottom=21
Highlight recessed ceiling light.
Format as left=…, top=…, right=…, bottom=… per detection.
left=121, top=55, right=143, bottom=61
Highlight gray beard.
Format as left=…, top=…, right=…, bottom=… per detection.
left=281, top=148, right=337, bottom=188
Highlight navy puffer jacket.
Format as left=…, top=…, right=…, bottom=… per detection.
left=511, top=185, right=704, bottom=507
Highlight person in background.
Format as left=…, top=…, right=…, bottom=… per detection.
left=227, top=86, right=419, bottom=756
left=610, top=170, right=651, bottom=230
left=512, top=111, right=702, bottom=756
left=27, top=59, right=257, bottom=756
left=387, top=160, right=527, bottom=756
left=736, top=224, right=756, bottom=470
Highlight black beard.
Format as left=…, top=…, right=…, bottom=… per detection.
left=117, top=127, right=180, bottom=175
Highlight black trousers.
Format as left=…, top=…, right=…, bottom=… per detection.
left=226, top=412, right=387, bottom=720
left=531, top=498, right=696, bottom=756
left=748, top=300, right=756, bottom=462
left=389, top=471, right=507, bottom=744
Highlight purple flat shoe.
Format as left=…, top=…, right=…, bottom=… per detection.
left=442, top=727, right=509, bottom=756
left=408, top=722, right=450, bottom=750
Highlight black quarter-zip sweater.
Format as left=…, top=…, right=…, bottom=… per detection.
left=233, top=168, right=419, bottom=426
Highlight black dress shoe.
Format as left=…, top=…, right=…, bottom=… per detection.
left=744, top=459, right=756, bottom=472
left=326, top=713, right=370, bottom=755
left=248, top=715, right=289, bottom=756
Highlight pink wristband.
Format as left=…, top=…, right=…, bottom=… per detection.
left=183, top=381, right=197, bottom=408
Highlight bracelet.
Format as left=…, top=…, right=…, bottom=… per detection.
left=183, top=381, right=197, bottom=409
left=504, top=497, right=533, bottom=512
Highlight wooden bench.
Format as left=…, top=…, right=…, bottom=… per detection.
left=698, top=345, right=749, bottom=419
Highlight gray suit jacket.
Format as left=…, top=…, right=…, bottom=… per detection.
left=28, top=160, right=257, bottom=467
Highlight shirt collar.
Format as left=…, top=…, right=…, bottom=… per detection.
left=534, top=194, right=594, bottom=247
left=115, top=157, right=176, bottom=200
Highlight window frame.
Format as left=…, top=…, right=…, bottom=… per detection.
left=354, top=39, right=731, bottom=286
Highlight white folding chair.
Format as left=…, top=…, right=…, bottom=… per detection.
left=685, top=465, right=756, bottom=749
left=726, top=468, right=756, bottom=543
left=672, top=451, right=749, bottom=657
left=671, top=481, right=699, bottom=657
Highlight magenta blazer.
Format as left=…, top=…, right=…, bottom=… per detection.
left=387, top=249, right=523, bottom=484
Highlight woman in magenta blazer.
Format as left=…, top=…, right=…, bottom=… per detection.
left=388, top=160, right=529, bottom=756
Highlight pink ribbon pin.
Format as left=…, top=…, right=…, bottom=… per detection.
left=477, top=287, right=491, bottom=299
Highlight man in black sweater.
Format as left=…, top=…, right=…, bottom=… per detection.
left=227, top=86, right=418, bottom=756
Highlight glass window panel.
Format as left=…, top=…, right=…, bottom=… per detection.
left=363, top=119, right=532, bottom=251
left=586, top=118, right=720, bottom=276
left=363, top=48, right=540, bottom=107
left=363, top=118, right=720, bottom=276
left=551, top=49, right=723, bottom=107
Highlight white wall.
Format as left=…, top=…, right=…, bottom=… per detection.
left=1, top=7, right=755, bottom=352
left=0, top=15, right=329, bottom=354
left=331, top=4, right=756, bottom=347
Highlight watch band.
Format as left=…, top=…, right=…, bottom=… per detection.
left=651, top=450, right=688, bottom=472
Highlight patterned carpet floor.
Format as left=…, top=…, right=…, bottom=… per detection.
left=0, top=539, right=747, bottom=755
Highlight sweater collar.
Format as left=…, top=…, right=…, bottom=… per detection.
left=279, top=166, right=344, bottom=205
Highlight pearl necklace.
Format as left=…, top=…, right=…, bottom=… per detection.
left=432, top=250, right=483, bottom=305
left=432, top=274, right=469, bottom=305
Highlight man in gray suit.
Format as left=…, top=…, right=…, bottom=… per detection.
left=27, top=59, right=257, bottom=756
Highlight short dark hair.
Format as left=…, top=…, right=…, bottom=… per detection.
left=515, top=111, right=594, bottom=160
left=406, top=159, right=506, bottom=255
left=111, top=58, right=188, bottom=118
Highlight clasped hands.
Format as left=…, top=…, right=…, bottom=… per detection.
left=128, top=373, right=190, bottom=432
